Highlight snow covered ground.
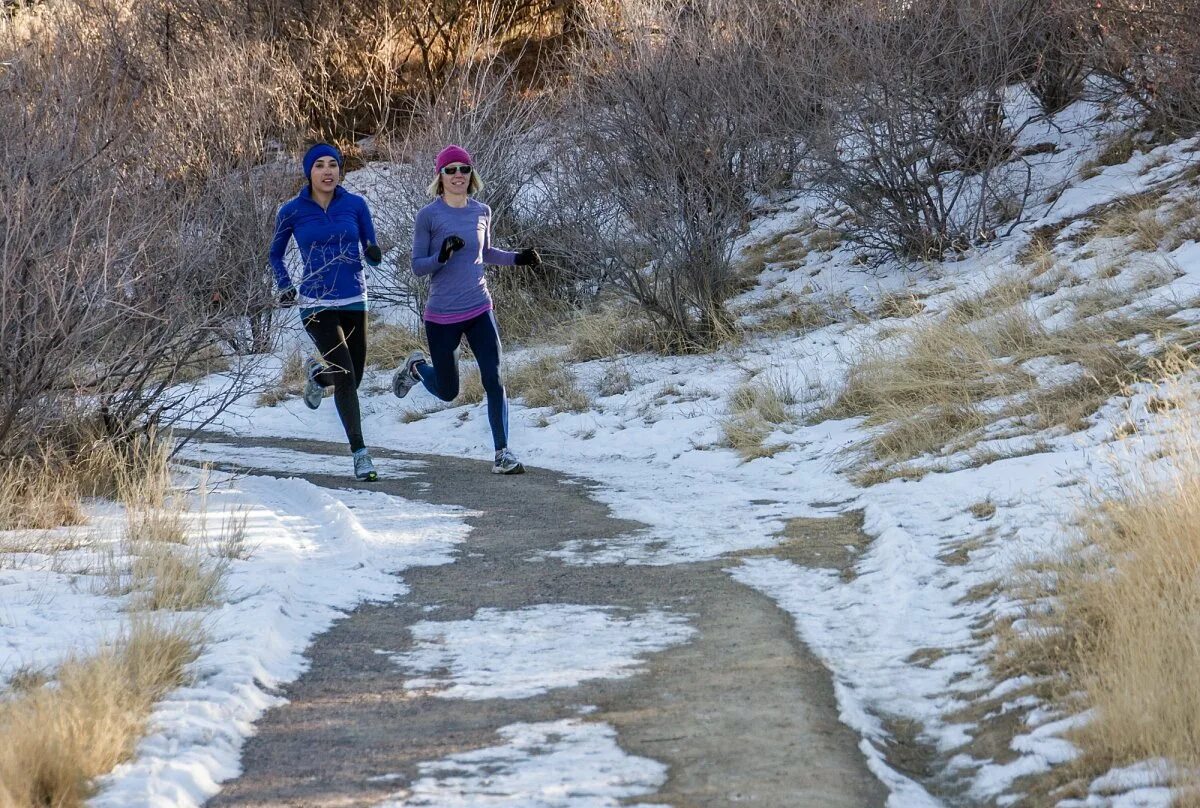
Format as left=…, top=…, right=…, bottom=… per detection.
left=4, top=95, right=1200, bottom=806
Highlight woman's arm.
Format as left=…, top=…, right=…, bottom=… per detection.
left=356, top=197, right=379, bottom=254
left=411, top=207, right=444, bottom=277
left=268, top=206, right=295, bottom=290
left=481, top=212, right=517, bottom=267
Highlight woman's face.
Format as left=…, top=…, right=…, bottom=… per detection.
left=311, top=156, right=340, bottom=193
left=440, top=162, right=471, bottom=196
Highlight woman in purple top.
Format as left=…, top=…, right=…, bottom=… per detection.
left=392, top=145, right=541, bottom=475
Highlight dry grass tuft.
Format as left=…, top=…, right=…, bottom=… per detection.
left=458, top=366, right=485, bottom=405
left=0, top=430, right=175, bottom=532
left=1006, top=312, right=1184, bottom=435
left=0, top=617, right=201, bottom=808
left=745, top=291, right=838, bottom=335
left=741, top=226, right=816, bottom=270
left=1093, top=195, right=1170, bottom=253
left=830, top=256, right=1190, bottom=479
left=366, top=318, right=424, bottom=369
left=969, top=499, right=997, bottom=519
left=562, top=305, right=679, bottom=361
left=105, top=486, right=235, bottom=612
left=1079, top=132, right=1138, bottom=179
left=0, top=457, right=85, bottom=531
left=127, top=543, right=227, bottom=611
left=995, top=370, right=1200, bottom=796
left=876, top=292, right=925, bottom=320
left=808, top=227, right=843, bottom=252
left=827, top=303, right=1034, bottom=467
left=257, top=350, right=308, bottom=407
left=506, top=354, right=591, bottom=413
left=721, top=373, right=800, bottom=460
left=948, top=276, right=1033, bottom=322
left=598, top=365, right=634, bottom=397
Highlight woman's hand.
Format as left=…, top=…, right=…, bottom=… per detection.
left=278, top=287, right=298, bottom=308
left=514, top=248, right=541, bottom=267
left=364, top=244, right=383, bottom=266
left=438, top=235, right=465, bottom=263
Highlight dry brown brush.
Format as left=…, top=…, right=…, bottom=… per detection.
left=0, top=1, right=294, bottom=466
left=994, top=362, right=1200, bottom=800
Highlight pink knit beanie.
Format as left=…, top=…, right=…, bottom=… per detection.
left=435, top=145, right=473, bottom=172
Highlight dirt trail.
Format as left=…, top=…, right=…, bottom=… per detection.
left=198, top=434, right=886, bottom=808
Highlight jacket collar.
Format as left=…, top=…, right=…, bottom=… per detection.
left=297, top=185, right=346, bottom=205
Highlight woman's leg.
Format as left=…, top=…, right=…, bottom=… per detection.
left=418, top=320, right=467, bottom=402
left=463, top=311, right=508, bottom=452
left=303, top=310, right=365, bottom=452
left=339, top=309, right=368, bottom=388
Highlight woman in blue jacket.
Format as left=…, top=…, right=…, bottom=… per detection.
left=269, top=143, right=383, bottom=482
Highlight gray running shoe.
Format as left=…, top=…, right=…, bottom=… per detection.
left=392, top=350, right=426, bottom=399
left=303, top=358, right=325, bottom=410
left=352, top=448, right=378, bottom=481
left=492, top=448, right=525, bottom=475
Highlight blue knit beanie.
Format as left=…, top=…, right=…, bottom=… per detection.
left=303, top=143, right=342, bottom=181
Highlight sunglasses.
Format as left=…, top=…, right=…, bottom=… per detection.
left=440, top=165, right=473, bottom=176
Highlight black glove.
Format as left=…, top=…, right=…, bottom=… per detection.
left=278, top=287, right=298, bottom=308
left=438, top=235, right=465, bottom=263
left=364, top=244, right=382, bottom=266
left=514, top=248, right=541, bottom=267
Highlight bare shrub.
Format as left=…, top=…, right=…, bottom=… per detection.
left=812, top=0, right=1049, bottom=261
left=0, top=2, right=293, bottom=463
left=1025, top=0, right=1090, bottom=113
left=1084, top=1, right=1200, bottom=136
left=551, top=0, right=812, bottom=350
left=369, top=30, right=552, bottom=326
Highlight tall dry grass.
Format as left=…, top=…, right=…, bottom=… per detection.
left=0, top=618, right=202, bottom=808
left=506, top=354, right=591, bottom=413
left=0, top=431, right=174, bottom=533
left=996, top=363, right=1200, bottom=800
left=561, top=305, right=688, bottom=362
left=257, top=350, right=309, bottom=407
left=0, top=458, right=85, bottom=531
left=829, top=261, right=1187, bottom=477
left=721, top=373, right=801, bottom=460
left=0, top=430, right=237, bottom=806
left=826, top=300, right=1036, bottom=465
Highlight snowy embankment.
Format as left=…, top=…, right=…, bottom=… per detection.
left=0, top=461, right=468, bottom=806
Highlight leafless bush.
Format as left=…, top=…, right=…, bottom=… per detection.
left=1025, top=0, right=1090, bottom=114
left=0, top=1, right=295, bottom=459
left=1078, top=1, right=1200, bottom=135
left=812, top=0, right=1050, bottom=262
left=548, top=0, right=812, bottom=351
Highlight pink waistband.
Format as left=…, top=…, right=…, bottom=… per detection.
left=424, top=302, right=493, bottom=325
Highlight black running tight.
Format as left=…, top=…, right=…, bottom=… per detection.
left=302, top=308, right=367, bottom=452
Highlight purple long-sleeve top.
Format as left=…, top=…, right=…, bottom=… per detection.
left=412, top=197, right=516, bottom=323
